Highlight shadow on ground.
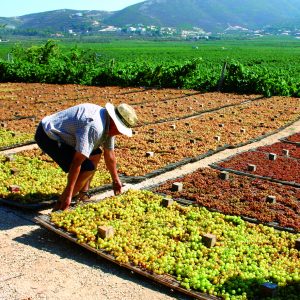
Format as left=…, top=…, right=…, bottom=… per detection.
left=0, top=204, right=39, bottom=230
left=12, top=221, right=193, bottom=300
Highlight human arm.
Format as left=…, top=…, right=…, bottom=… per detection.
left=103, top=148, right=122, bottom=195
left=58, top=151, right=87, bottom=210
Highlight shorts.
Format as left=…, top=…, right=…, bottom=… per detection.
left=34, top=122, right=102, bottom=173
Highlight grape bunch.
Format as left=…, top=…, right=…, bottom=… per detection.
left=51, top=189, right=300, bottom=300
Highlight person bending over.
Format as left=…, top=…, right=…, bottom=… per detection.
left=35, top=102, right=138, bottom=211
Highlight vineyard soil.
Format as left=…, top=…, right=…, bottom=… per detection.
left=1, top=85, right=300, bottom=300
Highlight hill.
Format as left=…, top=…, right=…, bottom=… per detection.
left=106, top=0, right=300, bottom=32
left=1, top=0, right=300, bottom=34
left=0, top=9, right=113, bottom=32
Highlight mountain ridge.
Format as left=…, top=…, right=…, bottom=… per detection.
left=1, top=0, right=300, bottom=34
left=106, top=0, right=300, bottom=31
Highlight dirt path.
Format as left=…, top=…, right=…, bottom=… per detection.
left=95, top=119, right=300, bottom=200
left=0, top=119, right=299, bottom=300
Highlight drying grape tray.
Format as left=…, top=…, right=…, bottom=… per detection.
left=34, top=214, right=220, bottom=300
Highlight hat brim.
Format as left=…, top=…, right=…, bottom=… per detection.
left=105, top=103, right=132, bottom=137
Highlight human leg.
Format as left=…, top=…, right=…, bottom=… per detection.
left=75, top=149, right=102, bottom=202
left=80, top=150, right=102, bottom=191
left=53, top=168, right=95, bottom=211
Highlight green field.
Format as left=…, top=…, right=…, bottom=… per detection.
left=0, top=36, right=299, bottom=96
left=1, top=36, right=299, bottom=63
left=71, top=37, right=300, bottom=65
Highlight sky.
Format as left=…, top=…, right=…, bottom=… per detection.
left=1, top=0, right=145, bottom=17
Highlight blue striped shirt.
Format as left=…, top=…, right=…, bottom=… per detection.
left=42, top=103, right=114, bottom=157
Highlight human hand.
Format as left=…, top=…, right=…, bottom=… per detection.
left=112, top=179, right=122, bottom=195
left=54, top=191, right=72, bottom=211
left=59, top=196, right=72, bottom=210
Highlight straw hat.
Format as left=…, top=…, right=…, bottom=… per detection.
left=105, top=103, right=138, bottom=137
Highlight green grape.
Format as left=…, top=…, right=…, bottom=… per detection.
left=50, top=190, right=300, bottom=300
left=0, top=149, right=111, bottom=203
left=0, top=129, right=33, bottom=148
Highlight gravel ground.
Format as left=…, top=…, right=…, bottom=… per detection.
left=0, top=206, right=192, bottom=300
left=1, top=119, right=299, bottom=300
